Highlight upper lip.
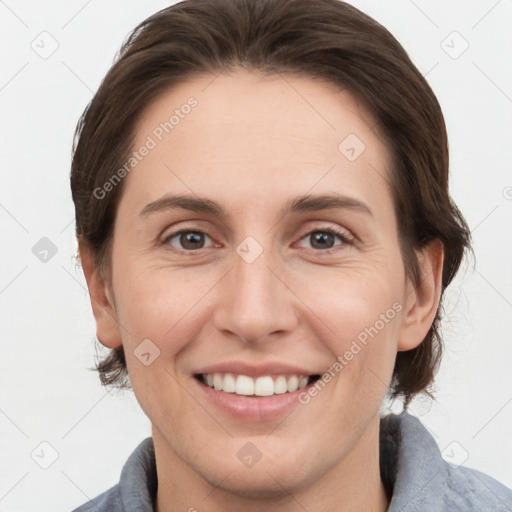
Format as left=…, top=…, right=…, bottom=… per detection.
left=194, top=360, right=322, bottom=378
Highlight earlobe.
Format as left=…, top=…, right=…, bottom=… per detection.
left=397, top=239, right=444, bottom=351
left=78, top=240, right=123, bottom=349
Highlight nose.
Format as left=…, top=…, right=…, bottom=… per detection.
left=212, top=240, right=298, bottom=345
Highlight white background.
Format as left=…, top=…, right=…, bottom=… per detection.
left=1, top=1, right=511, bottom=510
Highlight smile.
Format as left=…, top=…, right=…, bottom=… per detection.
left=197, top=372, right=321, bottom=397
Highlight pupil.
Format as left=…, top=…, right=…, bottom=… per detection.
left=312, top=232, right=334, bottom=249
left=182, top=232, right=203, bottom=249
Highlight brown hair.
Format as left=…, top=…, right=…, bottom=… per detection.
left=70, top=0, right=471, bottom=406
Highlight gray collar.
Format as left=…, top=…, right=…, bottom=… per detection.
left=114, top=413, right=512, bottom=511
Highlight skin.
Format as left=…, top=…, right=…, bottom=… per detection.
left=80, top=69, right=444, bottom=512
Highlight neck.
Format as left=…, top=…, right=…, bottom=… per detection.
left=154, top=416, right=389, bottom=512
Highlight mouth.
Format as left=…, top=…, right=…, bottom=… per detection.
left=191, top=362, right=326, bottom=421
left=194, top=372, right=322, bottom=397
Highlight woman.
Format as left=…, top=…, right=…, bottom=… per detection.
left=69, top=0, right=512, bottom=510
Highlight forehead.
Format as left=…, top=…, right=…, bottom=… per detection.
left=124, top=69, right=392, bottom=212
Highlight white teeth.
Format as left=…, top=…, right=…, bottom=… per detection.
left=223, top=373, right=236, bottom=393
left=287, top=375, right=299, bottom=392
left=254, top=376, right=274, bottom=396
left=235, top=375, right=254, bottom=395
left=298, top=376, right=309, bottom=389
left=213, top=373, right=223, bottom=390
left=274, top=376, right=288, bottom=394
left=202, top=372, right=313, bottom=396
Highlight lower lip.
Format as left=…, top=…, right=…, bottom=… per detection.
left=193, top=377, right=316, bottom=421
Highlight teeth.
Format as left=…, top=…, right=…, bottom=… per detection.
left=201, top=373, right=313, bottom=396
left=213, top=373, right=223, bottom=390
left=287, top=375, right=299, bottom=392
left=298, top=376, right=309, bottom=389
left=254, top=376, right=273, bottom=396
left=274, top=376, right=288, bottom=394
left=235, top=375, right=254, bottom=395
left=223, top=373, right=236, bottom=393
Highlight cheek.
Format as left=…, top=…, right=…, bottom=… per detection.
left=113, top=261, right=219, bottom=347
left=111, top=266, right=210, bottom=421
left=327, top=289, right=401, bottom=352
left=298, top=261, right=402, bottom=343
left=298, top=266, right=403, bottom=397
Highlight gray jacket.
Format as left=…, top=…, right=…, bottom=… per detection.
left=71, top=413, right=512, bottom=511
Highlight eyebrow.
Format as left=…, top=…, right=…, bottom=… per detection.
left=139, top=192, right=373, bottom=218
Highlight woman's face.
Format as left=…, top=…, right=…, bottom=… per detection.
left=91, top=70, right=434, bottom=498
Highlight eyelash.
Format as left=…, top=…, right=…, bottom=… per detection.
left=160, top=225, right=354, bottom=254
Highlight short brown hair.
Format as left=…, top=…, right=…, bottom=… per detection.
left=70, top=0, right=471, bottom=406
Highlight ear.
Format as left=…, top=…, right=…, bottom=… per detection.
left=397, top=239, right=444, bottom=351
left=78, top=240, right=122, bottom=349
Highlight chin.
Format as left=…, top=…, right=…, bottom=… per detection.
left=210, top=464, right=308, bottom=500
left=197, top=443, right=319, bottom=499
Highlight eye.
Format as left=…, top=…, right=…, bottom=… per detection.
left=162, top=229, right=215, bottom=251
left=297, top=227, right=353, bottom=251
left=161, top=226, right=353, bottom=253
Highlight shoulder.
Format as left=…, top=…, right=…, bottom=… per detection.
left=70, top=484, right=121, bottom=511
left=381, top=413, right=512, bottom=512
left=444, top=464, right=512, bottom=511
left=69, top=437, right=156, bottom=512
